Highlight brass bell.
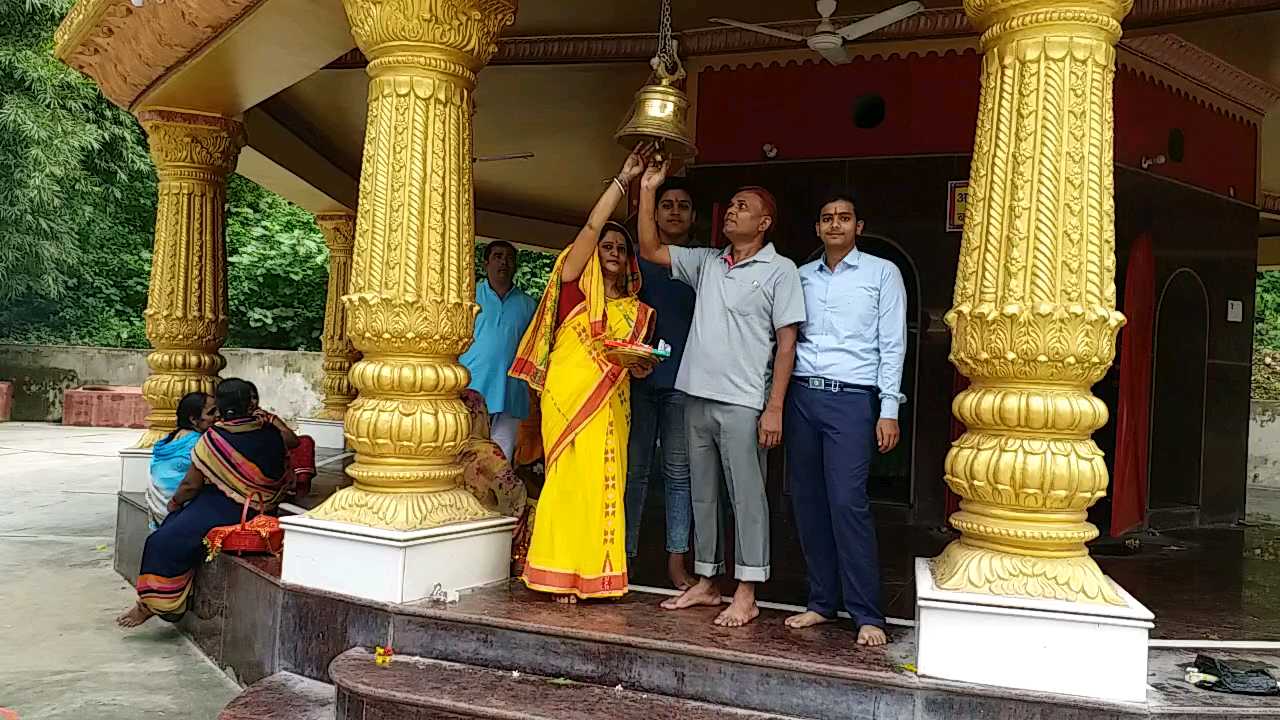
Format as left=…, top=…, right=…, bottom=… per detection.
left=615, top=75, right=697, bottom=162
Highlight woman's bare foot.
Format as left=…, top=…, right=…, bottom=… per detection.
left=667, top=552, right=695, bottom=591
left=660, top=577, right=721, bottom=610
left=116, top=602, right=153, bottom=628
left=554, top=594, right=579, bottom=604
left=784, top=610, right=833, bottom=629
left=857, top=624, right=888, bottom=646
left=713, top=582, right=759, bottom=628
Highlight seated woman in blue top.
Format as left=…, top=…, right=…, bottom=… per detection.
left=145, top=392, right=218, bottom=528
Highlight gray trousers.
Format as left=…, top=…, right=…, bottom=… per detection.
left=685, top=396, right=770, bottom=582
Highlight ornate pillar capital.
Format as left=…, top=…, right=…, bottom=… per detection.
left=316, top=212, right=356, bottom=252
left=135, top=109, right=245, bottom=447
left=342, top=0, right=517, bottom=73
left=935, top=0, right=1132, bottom=604
left=137, top=110, right=246, bottom=176
left=315, top=212, right=360, bottom=422
left=965, top=0, right=1131, bottom=38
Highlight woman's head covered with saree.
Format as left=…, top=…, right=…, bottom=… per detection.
left=191, top=378, right=288, bottom=509
left=509, top=220, right=643, bottom=394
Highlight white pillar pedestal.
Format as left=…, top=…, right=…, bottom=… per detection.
left=279, top=514, right=516, bottom=604
left=295, top=417, right=346, bottom=450
left=120, top=447, right=152, bottom=493
left=914, top=557, right=1154, bottom=704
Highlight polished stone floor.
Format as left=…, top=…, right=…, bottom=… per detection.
left=628, top=522, right=1280, bottom=641
left=280, top=440, right=1280, bottom=641
left=390, top=581, right=1280, bottom=715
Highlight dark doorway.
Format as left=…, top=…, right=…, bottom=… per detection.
left=1148, top=269, right=1208, bottom=515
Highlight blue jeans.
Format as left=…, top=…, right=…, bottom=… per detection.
left=625, top=386, right=692, bottom=556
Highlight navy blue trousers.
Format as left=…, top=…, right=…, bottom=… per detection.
left=784, top=382, right=884, bottom=629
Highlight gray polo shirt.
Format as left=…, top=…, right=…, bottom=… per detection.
left=670, top=243, right=806, bottom=410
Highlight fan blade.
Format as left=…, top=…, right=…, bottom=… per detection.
left=474, top=152, right=535, bottom=163
left=836, top=1, right=924, bottom=41
left=815, top=43, right=851, bottom=65
left=708, top=18, right=805, bottom=42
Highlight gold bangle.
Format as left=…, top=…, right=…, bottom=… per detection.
left=611, top=176, right=628, bottom=196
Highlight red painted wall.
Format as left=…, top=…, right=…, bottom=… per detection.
left=694, top=50, right=1257, bottom=200
left=1113, top=67, right=1257, bottom=200
left=695, top=50, right=981, bottom=163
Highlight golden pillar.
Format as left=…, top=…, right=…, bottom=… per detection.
left=308, top=0, right=517, bottom=530
left=314, top=213, right=360, bottom=420
left=136, top=110, right=246, bottom=447
left=934, top=0, right=1131, bottom=604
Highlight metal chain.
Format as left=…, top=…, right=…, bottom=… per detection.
left=656, top=0, right=675, bottom=74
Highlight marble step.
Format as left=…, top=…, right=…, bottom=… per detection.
left=329, top=647, right=806, bottom=719
left=218, top=671, right=334, bottom=720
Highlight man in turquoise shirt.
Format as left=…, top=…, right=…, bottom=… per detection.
left=460, top=241, right=538, bottom=461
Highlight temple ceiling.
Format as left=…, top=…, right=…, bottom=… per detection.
left=50, top=0, right=1280, bottom=238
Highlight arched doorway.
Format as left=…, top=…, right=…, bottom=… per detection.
left=1147, top=268, right=1209, bottom=526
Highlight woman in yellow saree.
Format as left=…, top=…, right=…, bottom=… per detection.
left=510, top=146, right=657, bottom=603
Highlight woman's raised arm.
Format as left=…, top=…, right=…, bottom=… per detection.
left=561, top=144, right=653, bottom=283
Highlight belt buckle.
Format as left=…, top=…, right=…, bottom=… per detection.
left=807, top=378, right=823, bottom=390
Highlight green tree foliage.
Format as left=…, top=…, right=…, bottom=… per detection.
left=0, top=0, right=155, bottom=304
left=1253, top=271, right=1280, bottom=399
left=225, top=176, right=329, bottom=350
left=0, top=2, right=333, bottom=351
left=0, top=0, right=156, bottom=346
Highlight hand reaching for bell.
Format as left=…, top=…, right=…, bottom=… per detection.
left=641, top=158, right=669, bottom=193
left=619, top=142, right=655, bottom=184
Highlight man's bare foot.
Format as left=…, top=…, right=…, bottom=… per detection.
left=713, top=583, right=759, bottom=627
left=667, top=553, right=695, bottom=591
left=857, top=624, right=888, bottom=646
left=660, top=577, right=721, bottom=610
left=116, top=602, right=153, bottom=628
left=554, top=594, right=578, bottom=604
left=784, top=610, right=833, bottom=629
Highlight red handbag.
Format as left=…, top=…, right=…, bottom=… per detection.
left=205, top=493, right=283, bottom=558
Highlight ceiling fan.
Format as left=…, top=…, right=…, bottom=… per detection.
left=709, top=0, right=925, bottom=66
left=473, top=152, right=535, bottom=163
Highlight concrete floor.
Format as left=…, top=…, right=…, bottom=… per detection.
left=0, top=423, right=238, bottom=720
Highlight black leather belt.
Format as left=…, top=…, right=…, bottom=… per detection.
left=793, top=376, right=877, bottom=394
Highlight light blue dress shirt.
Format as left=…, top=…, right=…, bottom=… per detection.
left=459, top=279, right=538, bottom=419
left=795, top=248, right=908, bottom=420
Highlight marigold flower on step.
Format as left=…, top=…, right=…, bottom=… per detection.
left=374, top=646, right=394, bottom=666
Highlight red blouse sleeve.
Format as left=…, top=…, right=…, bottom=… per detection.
left=556, top=281, right=585, bottom=326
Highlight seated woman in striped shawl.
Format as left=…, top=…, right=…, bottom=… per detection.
left=117, top=378, right=289, bottom=628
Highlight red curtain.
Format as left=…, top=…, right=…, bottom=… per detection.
left=1109, top=233, right=1155, bottom=537
left=944, top=370, right=970, bottom=518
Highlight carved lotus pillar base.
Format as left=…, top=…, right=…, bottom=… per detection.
left=306, top=0, right=517, bottom=531
left=933, top=0, right=1132, bottom=605
left=135, top=110, right=244, bottom=448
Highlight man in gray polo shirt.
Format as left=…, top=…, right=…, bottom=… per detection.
left=638, top=161, right=805, bottom=627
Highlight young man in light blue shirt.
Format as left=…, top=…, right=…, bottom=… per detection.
left=783, top=192, right=906, bottom=647
left=459, top=241, right=538, bottom=460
